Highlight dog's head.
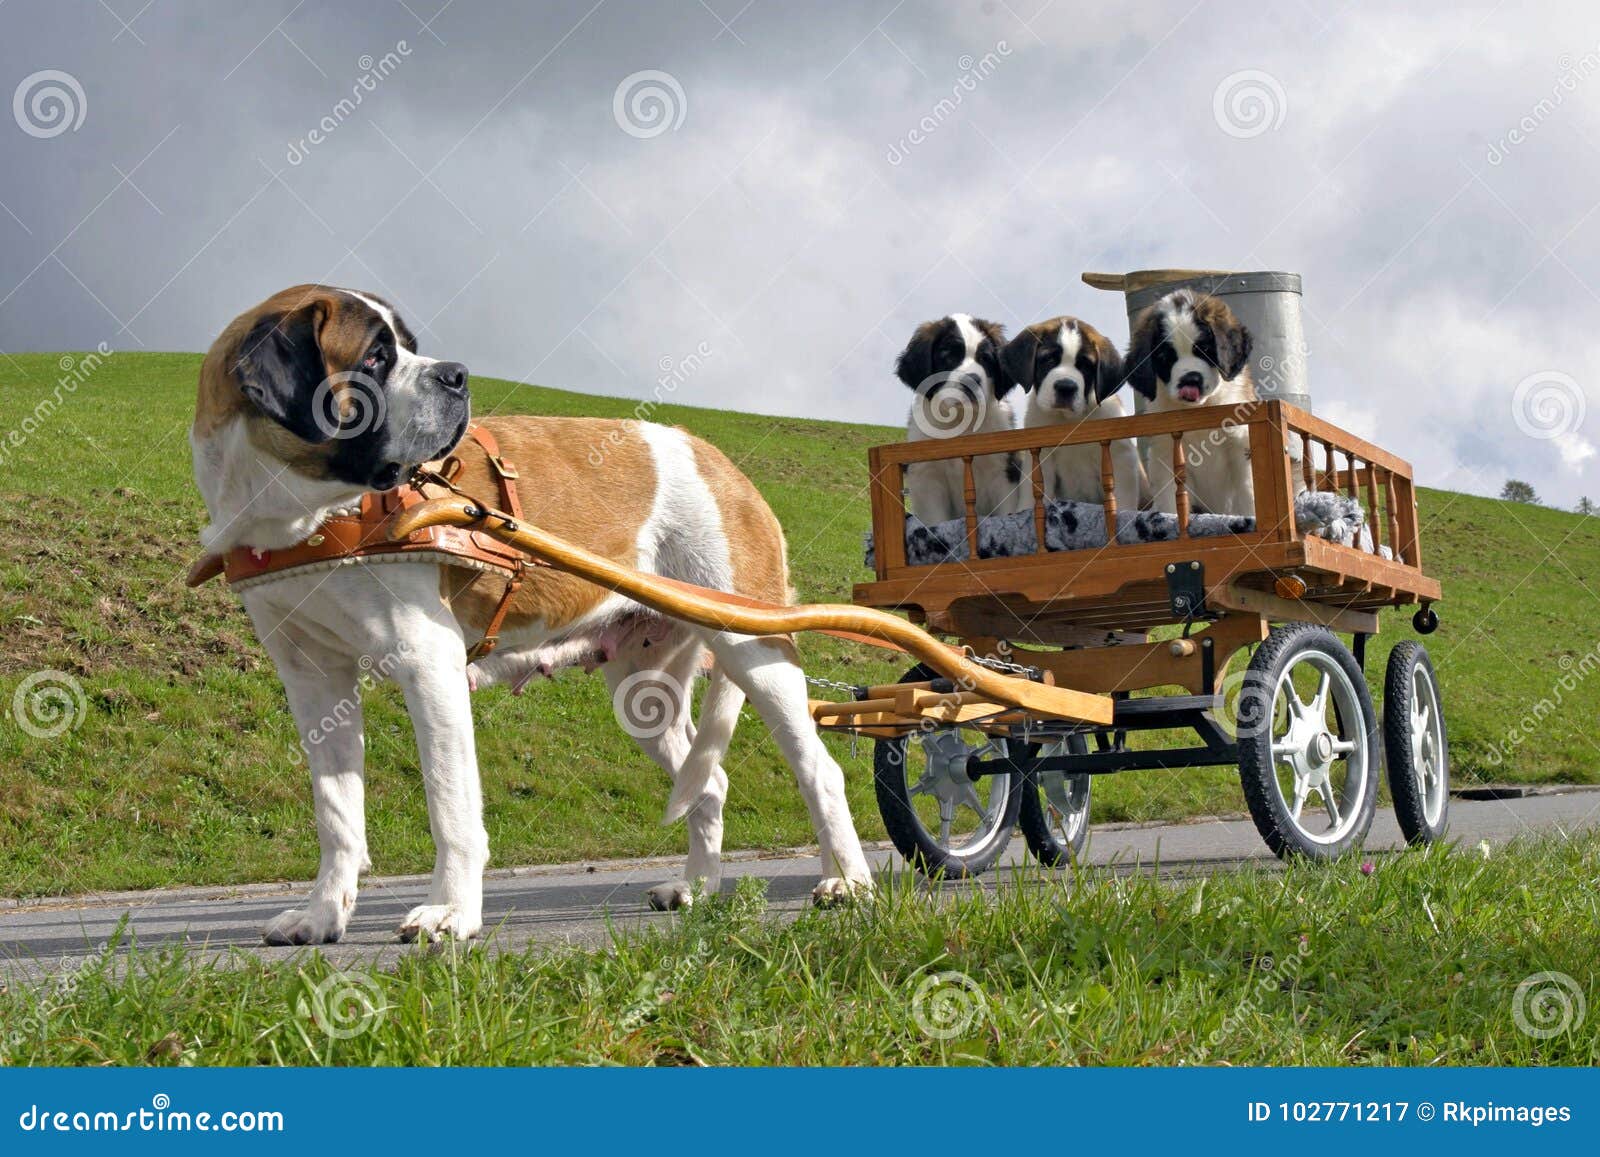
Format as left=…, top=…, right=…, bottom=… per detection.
left=1000, top=316, right=1123, bottom=417
left=1124, top=290, right=1252, bottom=405
left=200, top=285, right=470, bottom=490
left=895, top=314, right=1012, bottom=430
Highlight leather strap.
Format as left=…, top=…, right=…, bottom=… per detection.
left=457, top=424, right=524, bottom=662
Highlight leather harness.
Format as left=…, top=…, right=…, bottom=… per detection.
left=186, top=424, right=536, bottom=661
left=188, top=424, right=914, bottom=661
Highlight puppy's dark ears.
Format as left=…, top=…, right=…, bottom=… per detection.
left=895, top=324, right=933, bottom=390
left=1214, top=312, right=1253, bottom=382
left=1123, top=308, right=1160, bottom=402
left=233, top=301, right=334, bottom=444
left=999, top=329, right=1039, bottom=394
left=1091, top=332, right=1125, bottom=403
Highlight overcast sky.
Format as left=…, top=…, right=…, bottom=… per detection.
left=2, top=0, right=1598, bottom=505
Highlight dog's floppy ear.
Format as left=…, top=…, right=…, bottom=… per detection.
left=895, top=323, right=934, bottom=390
left=1000, top=328, right=1039, bottom=394
left=233, top=300, right=334, bottom=444
left=1091, top=330, right=1125, bottom=403
left=1213, top=310, right=1253, bottom=382
left=1123, top=308, right=1160, bottom=401
left=971, top=317, right=1013, bottom=399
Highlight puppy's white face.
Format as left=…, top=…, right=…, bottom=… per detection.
left=896, top=312, right=1012, bottom=438
left=1033, top=322, right=1091, bottom=416
left=1126, top=290, right=1253, bottom=407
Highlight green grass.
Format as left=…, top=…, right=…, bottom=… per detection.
left=3, top=834, right=1596, bottom=1066
left=0, top=350, right=1597, bottom=898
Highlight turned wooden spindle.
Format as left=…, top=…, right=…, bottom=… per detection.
left=962, top=455, right=980, bottom=557
left=1319, top=439, right=1336, bottom=491
left=1384, top=469, right=1402, bottom=562
left=1099, top=441, right=1118, bottom=536
left=1030, top=449, right=1048, bottom=555
left=1171, top=433, right=1190, bottom=537
left=1362, top=460, right=1381, bottom=551
left=1300, top=432, right=1316, bottom=493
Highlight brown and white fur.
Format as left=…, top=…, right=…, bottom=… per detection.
left=191, top=285, right=872, bottom=945
left=1002, top=316, right=1146, bottom=514
left=896, top=314, right=1028, bottom=524
left=1125, top=290, right=1258, bottom=518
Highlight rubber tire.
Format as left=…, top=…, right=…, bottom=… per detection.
left=1018, top=736, right=1093, bottom=867
left=1237, top=624, right=1380, bottom=860
left=1383, top=641, right=1449, bottom=845
left=872, top=664, right=1022, bottom=879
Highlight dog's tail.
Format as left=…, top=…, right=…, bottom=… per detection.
left=662, top=661, right=745, bottom=825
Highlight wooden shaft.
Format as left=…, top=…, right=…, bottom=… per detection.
left=1171, top=433, right=1190, bottom=536
left=961, top=455, right=980, bottom=558
left=1030, top=449, right=1048, bottom=556
left=391, top=495, right=1115, bottom=725
left=1319, top=440, right=1335, bottom=491
left=1099, top=441, right=1118, bottom=533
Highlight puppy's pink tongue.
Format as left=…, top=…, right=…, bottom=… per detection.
left=1179, top=385, right=1201, bottom=402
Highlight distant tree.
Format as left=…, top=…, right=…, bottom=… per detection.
left=1501, top=479, right=1540, bottom=504
left=1579, top=496, right=1596, bottom=516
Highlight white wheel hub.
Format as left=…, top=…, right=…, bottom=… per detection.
left=909, top=730, right=1008, bottom=850
left=1266, top=655, right=1369, bottom=844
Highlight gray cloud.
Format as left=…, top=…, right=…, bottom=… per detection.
left=2, top=0, right=1598, bottom=505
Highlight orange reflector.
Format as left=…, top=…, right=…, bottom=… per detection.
left=1275, top=574, right=1308, bottom=600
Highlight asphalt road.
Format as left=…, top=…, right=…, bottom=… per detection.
left=3, top=787, right=1597, bottom=980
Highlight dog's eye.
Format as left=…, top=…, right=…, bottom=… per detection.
left=362, top=348, right=387, bottom=371
left=1037, top=348, right=1059, bottom=369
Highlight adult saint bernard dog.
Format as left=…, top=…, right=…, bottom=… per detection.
left=191, top=285, right=871, bottom=945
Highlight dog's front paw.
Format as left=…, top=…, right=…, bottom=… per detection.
left=811, top=877, right=871, bottom=908
left=397, top=903, right=482, bottom=943
left=645, top=880, right=695, bottom=911
left=263, top=904, right=346, bottom=946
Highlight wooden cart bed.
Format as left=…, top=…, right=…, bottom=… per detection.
left=855, top=400, right=1440, bottom=643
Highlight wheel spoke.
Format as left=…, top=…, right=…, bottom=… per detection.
left=1311, top=671, right=1331, bottom=717
left=954, top=780, right=986, bottom=817
left=1290, top=777, right=1309, bottom=822
left=1322, top=785, right=1343, bottom=828
left=1271, top=742, right=1297, bottom=764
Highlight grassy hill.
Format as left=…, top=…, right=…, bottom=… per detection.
left=0, top=351, right=1595, bottom=898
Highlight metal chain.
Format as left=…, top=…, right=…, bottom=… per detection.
left=961, top=646, right=1044, bottom=679
left=804, top=673, right=868, bottom=695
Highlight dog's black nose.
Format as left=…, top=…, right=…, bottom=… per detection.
left=1177, top=371, right=1205, bottom=390
left=432, top=362, right=469, bottom=394
left=1054, top=381, right=1078, bottom=401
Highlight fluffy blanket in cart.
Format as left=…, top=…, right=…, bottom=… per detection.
left=864, top=490, right=1392, bottom=568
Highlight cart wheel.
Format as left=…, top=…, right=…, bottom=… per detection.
left=1018, top=737, right=1093, bottom=867
left=1383, top=642, right=1449, bottom=844
left=1237, top=624, right=1379, bottom=860
left=872, top=665, right=1022, bottom=879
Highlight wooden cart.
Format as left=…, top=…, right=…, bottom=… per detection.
left=817, top=398, right=1447, bottom=875
left=392, top=397, right=1447, bottom=878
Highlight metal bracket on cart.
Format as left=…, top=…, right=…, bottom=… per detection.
left=1165, top=560, right=1212, bottom=623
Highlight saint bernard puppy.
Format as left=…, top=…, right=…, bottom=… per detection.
left=1001, top=316, right=1146, bottom=515
left=1125, top=289, right=1258, bottom=518
left=191, top=285, right=871, bottom=945
left=895, top=314, right=1027, bottom=524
